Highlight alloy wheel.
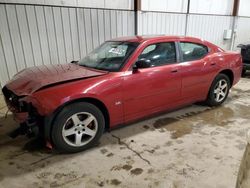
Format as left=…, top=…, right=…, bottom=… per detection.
left=62, top=112, right=98, bottom=147
left=213, top=79, right=228, bottom=103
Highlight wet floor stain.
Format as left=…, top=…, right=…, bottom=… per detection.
left=165, top=141, right=173, bottom=147
left=130, top=168, right=143, bottom=175
left=153, top=117, right=178, bottom=129
left=100, top=148, right=108, bottom=154
left=97, top=181, right=105, bottom=187
left=152, top=103, right=250, bottom=139
left=153, top=117, right=192, bottom=139
left=110, top=179, right=122, bottom=185
left=37, top=172, right=52, bottom=179
left=147, top=168, right=154, bottom=174
left=122, top=164, right=132, bottom=171
left=106, top=153, right=114, bottom=157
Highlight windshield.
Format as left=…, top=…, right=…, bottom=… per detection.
left=78, top=41, right=139, bottom=72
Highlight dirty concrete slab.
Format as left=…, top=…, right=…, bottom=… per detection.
left=0, top=79, right=250, bottom=188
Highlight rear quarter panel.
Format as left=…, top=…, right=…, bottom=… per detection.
left=209, top=51, right=242, bottom=86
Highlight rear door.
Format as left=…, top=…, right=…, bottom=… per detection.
left=178, top=41, right=218, bottom=101
left=122, top=42, right=182, bottom=122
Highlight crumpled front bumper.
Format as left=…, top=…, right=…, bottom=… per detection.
left=13, top=112, right=28, bottom=123
left=2, top=86, right=42, bottom=138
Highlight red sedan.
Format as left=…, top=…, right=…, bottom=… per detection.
left=2, top=36, right=242, bottom=153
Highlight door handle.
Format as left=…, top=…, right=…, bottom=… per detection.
left=210, top=63, right=216, bottom=66
left=171, top=69, right=178, bottom=73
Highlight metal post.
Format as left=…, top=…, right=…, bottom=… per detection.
left=185, top=0, right=191, bottom=36
left=134, top=0, right=141, bottom=35
left=231, top=0, right=240, bottom=50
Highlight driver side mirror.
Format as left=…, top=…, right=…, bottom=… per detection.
left=70, top=60, right=79, bottom=64
left=133, top=59, right=151, bottom=72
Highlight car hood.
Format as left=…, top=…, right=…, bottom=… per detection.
left=5, top=63, right=108, bottom=96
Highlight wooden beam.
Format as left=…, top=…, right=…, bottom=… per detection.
left=134, top=0, right=141, bottom=11
left=232, top=0, right=240, bottom=16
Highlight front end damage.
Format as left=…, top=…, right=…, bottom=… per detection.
left=2, top=86, right=43, bottom=138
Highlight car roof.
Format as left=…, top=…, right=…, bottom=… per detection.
left=109, top=35, right=207, bottom=44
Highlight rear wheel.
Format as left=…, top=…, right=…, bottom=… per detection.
left=206, top=74, right=230, bottom=106
left=51, top=102, right=105, bottom=153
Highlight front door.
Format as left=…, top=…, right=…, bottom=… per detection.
left=122, top=42, right=182, bottom=122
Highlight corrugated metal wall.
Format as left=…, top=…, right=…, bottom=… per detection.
left=0, top=4, right=135, bottom=87
left=186, top=15, right=233, bottom=50
left=137, top=12, right=233, bottom=50
left=137, top=12, right=186, bottom=35
left=234, top=17, right=250, bottom=49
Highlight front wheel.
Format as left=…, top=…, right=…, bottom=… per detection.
left=51, top=102, right=105, bottom=153
left=206, top=74, right=230, bottom=106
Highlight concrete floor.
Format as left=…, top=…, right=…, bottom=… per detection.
left=1, top=78, right=250, bottom=188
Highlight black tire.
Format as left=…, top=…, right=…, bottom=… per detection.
left=51, top=102, right=105, bottom=153
left=242, top=69, right=247, bottom=77
left=206, top=74, right=230, bottom=107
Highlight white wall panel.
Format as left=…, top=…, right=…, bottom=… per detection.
left=61, top=8, right=74, bottom=63
left=137, top=11, right=186, bottom=35
left=0, top=0, right=134, bottom=10
left=0, top=5, right=18, bottom=77
left=6, top=5, right=26, bottom=71
left=35, top=6, right=52, bottom=65
left=0, top=4, right=135, bottom=87
left=234, top=17, right=250, bottom=49
left=190, top=0, right=234, bottom=15
left=238, top=0, right=250, bottom=17
left=138, top=11, right=233, bottom=50
left=44, top=6, right=59, bottom=64
left=105, top=0, right=134, bottom=10
left=141, top=0, right=188, bottom=13
left=0, top=35, right=10, bottom=87
left=186, top=15, right=233, bottom=49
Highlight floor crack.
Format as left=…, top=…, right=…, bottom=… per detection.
left=110, top=133, right=151, bottom=166
left=29, top=154, right=55, bottom=166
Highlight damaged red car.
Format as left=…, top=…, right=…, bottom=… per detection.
left=2, top=36, right=242, bottom=153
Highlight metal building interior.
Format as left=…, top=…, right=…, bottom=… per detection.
left=0, top=0, right=250, bottom=187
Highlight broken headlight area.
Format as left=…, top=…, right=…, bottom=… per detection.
left=2, top=86, right=27, bottom=113
left=2, top=86, right=44, bottom=139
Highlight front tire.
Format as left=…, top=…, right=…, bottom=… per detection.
left=206, top=74, right=230, bottom=107
left=51, top=102, right=105, bottom=153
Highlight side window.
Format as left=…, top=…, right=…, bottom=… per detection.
left=180, top=42, right=208, bottom=62
left=141, top=45, right=156, bottom=54
left=138, top=42, right=176, bottom=67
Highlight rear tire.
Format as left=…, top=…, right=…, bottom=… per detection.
left=51, top=102, right=105, bottom=153
left=206, top=74, right=230, bottom=107
left=242, top=69, right=247, bottom=77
